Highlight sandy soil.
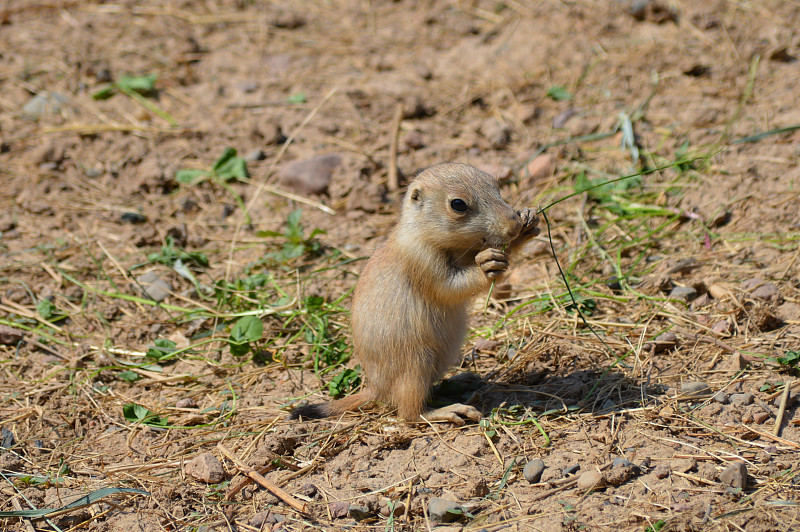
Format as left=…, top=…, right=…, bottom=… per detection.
left=1, top=1, right=799, bottom=530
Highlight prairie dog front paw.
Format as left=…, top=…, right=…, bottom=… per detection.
left=516, top=208, right=541, bottom=240
left=476, top=248, right=509, bottom=279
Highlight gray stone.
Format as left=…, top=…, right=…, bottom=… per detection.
left=121, top=212, right=147, bottom=224
left=277, top=153, right=341, bottom=195
left=680, top=381, right=711, bottom=397
left=244, top=149, right=266, bottom=162
left=176, top=397, right=197, bottom=408
left=479, top=119, right=512, bottom=149
left=712, top=391, right=728, bottom=404
left=744, top=278, right=781, bottom=302
left=0, top=325, right=24, bottom=345
left=563, top=463, right=580, bottom=476
left=428, top=498, right=464, bottom=523
left=473, top=339, right=499, bottom=352
left=185, top=453, right=226, bottom=483
left=329, top=501, right=349, bottom=518
left=669, top=286, right=698, bottom=302
left=348, top=504, right=371, bottom=521
left=137, top=271, right=172, bottom=302
left=649, top=331, right=678, bottom=353
left=22, top=91, right=70, bottom=119
left=729, top=393, right=754, bottom=407
left=523, top=459, right=546, bottom=483
left=720, top=462, right=747, bottom=489
left=712, top=320, right=731, bottom=336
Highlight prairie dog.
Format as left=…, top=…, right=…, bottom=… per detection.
left=291, top=163, right=539, bottom=424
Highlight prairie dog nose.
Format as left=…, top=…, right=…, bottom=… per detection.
left=503, top=210, right=522, bottom=240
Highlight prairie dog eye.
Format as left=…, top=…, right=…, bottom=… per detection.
left=450, top=199, right=468, bottom=212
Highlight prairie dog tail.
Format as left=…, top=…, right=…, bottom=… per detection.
left=289, top=389, right=374, bottom=420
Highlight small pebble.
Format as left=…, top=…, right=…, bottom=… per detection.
left=523, top=459, right=546, bottom=483
left=378, top=499, right=405, bottom=517
left=725, top=353, right=749, bottom=371
left=276, top=153, right=341, bottom=195
left=576, top=470, right=604, bottom=491
left=653, top=464, right=669, bottom=479
left=404, top=130, right=425, bottom=149
left=348, top=504, right=371, bottom=521
left=649, top=332, right=678, bottom=354
left=184, top=453, right=226, bottom=483
left=244, top=149, right=266, bottom=162
left=720, top=462, right=747, bottom=489
left=329, top=501, right=349, bottom=518
left=712, top=320, right=731, bottom=336
left=552, top=108, right=575, bottom=129
left=428, top=498, right=464, bottom=523
left=0, top=325, right=24, bottom=346
left=176, top=397, right=197, bottom=409
left=474, top=339, right=499, bottom=352
left=680, top=381, right=711, bottom=397
left=22, top=91, right=70, bottom=119
left=479, top=119, right=512, bottom=149
left=525, top=154, right=557, bottom=182
left=1, top=427, right=16, bottom=449
left=136, top=272, right=172, bottom=302
left=672, top=458, right=697, bottom=474
left=729, top=393, right=754, bottom=407
left=669, top=286, right=697, bottom=302
left=563, top=464, right=580, bottom=476
left=121, top=212, right=147, bottom=224
left=712, top=391, right=728, bottom=404
left=753, top=411, right=770, bottom=424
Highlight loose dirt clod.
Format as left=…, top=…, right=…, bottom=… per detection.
left=185, top=453, right=226, bottom=483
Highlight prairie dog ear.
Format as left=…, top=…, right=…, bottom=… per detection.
left=410, top=186, right=422, bottom=201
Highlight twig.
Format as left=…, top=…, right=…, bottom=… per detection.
left=773, top=380, right=792, bottom=437
left=11, top=499, right=36, bottom=532
left=263, top=185, right=336, bottom=215
left=742, top=424, right=799, bottom=448
left=387, top=103, right=403, bottom=191
left=217, top=444, right=308, bottom=513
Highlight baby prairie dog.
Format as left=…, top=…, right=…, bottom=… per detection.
left=291, top=163, right=539, bottom=424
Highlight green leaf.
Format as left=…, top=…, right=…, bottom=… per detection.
left=230, top=342, right=252, bottom=358
left=328, top=367, right=361, bottom=398
left=546, top=85, right=572, bottom=101
left=776, top=350, right=800, bottom=367
left=304, top=295, right=325, bottom=311
left=256, top=229, right=284, bottom=238
left=212, top=147, right=249, bottom=181
left=91, top=85, right=117, bottom=100
left=176, top=168, right=208, bottom=184
left=287, top=92, right=307, bottom=104
left=122, top=403, right=168, bottom=427
left=36, top=299, right=58, bottom=319
left=146, top=338, right=177, bottom=361
left=285, top=209, right=304, bottom=240
left=118, top=370, right=141, bottom=383
left=0, top=487, right=148, bottom=518
left=117, top=74, right=158, bottom=94
left=230, top=315, right=263, bottom=344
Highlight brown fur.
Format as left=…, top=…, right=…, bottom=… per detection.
left=290, top=163, right=539, bottom=422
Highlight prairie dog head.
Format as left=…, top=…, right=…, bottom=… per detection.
left=400, top=163, right=522, bottom=253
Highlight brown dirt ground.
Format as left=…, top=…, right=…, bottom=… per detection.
left=1, top=1, right=800, bottom=531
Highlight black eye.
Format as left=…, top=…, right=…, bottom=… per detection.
left=450, top=199, right=468, bottom=212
